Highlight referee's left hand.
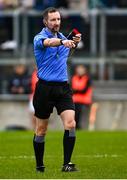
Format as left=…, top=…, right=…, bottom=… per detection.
left=73, top=34, right=82, bottom=44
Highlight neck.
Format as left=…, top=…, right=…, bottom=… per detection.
left=47, top=27, right=57, bottom=36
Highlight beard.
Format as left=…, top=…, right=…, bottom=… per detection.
left=51, top=26, right=60, bottom=33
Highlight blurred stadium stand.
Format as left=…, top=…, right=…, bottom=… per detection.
left=1, top=0, right=127, bottom=130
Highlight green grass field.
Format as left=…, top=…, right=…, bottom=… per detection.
left=0, top=130, right=127, bottom=179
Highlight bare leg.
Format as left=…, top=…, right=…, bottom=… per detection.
left=29, top=112, right=36, bottom=130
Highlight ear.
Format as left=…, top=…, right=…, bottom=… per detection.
left=43, top=19, right=47, bottom=26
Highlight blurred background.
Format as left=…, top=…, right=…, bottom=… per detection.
left=0, top=0, right=127, bottom=131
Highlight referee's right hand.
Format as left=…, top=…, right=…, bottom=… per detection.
left=62, top=40, right=76, bottom=48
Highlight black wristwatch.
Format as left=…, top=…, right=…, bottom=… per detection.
left=60, top=39, right=63, bottom=45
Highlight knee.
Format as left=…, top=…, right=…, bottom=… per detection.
left=35, top=125, right=47, bottom=136
left=65, top=119, right=76, bottom=130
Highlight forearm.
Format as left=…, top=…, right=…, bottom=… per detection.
left=43, top=38, right=62, bottom=47
left=43, top=38, right=76, bottom=48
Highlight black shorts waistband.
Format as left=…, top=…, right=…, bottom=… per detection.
left=39, top=79, right=68, bottom=86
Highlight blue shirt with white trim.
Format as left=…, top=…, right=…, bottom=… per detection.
left=34, top=27, right=70, bottom=82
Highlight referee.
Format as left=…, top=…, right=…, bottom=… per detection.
left=33, top=7, right=81, bottom=172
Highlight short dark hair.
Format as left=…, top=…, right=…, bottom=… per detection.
left=42, top=7, right=59, bottom=21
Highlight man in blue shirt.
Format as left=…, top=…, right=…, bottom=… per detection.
left=33, top=7, right=81, bottom=172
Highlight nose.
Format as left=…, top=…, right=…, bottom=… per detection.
left=55, top=19, right=60, bottom=25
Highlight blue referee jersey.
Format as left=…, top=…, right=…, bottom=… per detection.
left=34, top=27, right=70, bottom=82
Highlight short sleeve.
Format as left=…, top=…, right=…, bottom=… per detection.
left=34, top=34, right=47, bottom=49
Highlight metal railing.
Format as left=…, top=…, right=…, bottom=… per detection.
left=0, top=8, right=127, bottom=82
left=0, top=8, right=127, bottom=57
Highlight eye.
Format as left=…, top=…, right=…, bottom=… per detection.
left=51, top=18, right=56, bottom=22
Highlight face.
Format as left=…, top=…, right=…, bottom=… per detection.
left=76, top=65, right=87, bottom=76
left=14, top=65, right=26, bottom=75
left=45, top=11, right=61, bottom=33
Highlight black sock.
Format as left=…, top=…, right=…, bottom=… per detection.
left=33, top=135, right=45, bottom=168
left=63, top=129, right=76, bottom=165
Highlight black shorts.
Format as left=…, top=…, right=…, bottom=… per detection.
left=33, top=79, right=75, bottom=119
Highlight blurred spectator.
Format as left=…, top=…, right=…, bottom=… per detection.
left=0, top=0, right=4, bottom=9
left=8, top=64, right=31, bottom=94
left=28, top=67, right=38, bottom=129
left=20, top=0, right=34, bottom=9
left=4, top=0, right=19, bottom=9
left=71, top=65, right=93, bottom=129
left=68, top=0, right=88, bottom=11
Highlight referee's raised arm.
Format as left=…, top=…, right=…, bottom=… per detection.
left=43, top=38, right=76, bottom=48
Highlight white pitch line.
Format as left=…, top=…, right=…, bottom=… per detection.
left=0, top=154, right=123, bottom=160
